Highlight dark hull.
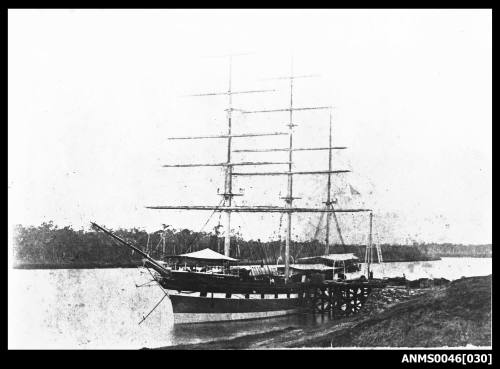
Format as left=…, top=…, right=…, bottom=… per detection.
left=169, top=292, right=306, bottom=324
left=160, top=270, right=310, bottom=324
left=160, top=270, right=309, bottom=294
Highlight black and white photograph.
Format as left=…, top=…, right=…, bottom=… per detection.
left=8, top=9, right=492, bottom=351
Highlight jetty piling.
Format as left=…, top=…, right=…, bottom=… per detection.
left=307, top=280, right=382, bottom=317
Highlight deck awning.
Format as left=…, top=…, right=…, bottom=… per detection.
left=177, top=248, right=239, bottom=262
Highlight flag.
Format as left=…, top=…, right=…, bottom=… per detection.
left=349, top=184, right=361, bottom=196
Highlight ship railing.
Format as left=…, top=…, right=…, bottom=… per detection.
left=166, top=263, right=240, bottom=276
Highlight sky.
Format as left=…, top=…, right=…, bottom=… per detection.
left=8, top=9, right=492, bottom=245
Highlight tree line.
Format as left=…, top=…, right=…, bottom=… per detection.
left=12, top=221, right=345, bottom=266
left=13, top=222, right=488, bottom=268
left=415, top=243, right=491, bottom=258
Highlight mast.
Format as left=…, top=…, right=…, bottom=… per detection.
left=153, top=56, right=373, bottom=268
left=325, top=110, right=333, bottom=255
left=166, top=54, right=276, bottom=257
left=240, top=59, right=334, bottom=281
left=224, top=56, right=233, bottom=256
left=324, top=109, right=346, bottom=254
left=366, top=211, right=373, bottom=277
left=284, top=58, right=294, bottom=282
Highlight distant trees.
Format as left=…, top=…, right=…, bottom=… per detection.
left=12, top=222, right=489, bottom=268
left=414, top=243, right=491, bottom=258
left=13, top=222, right=143, bottom=266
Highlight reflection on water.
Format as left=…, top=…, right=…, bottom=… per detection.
left=171, top=312, right=333, bottom=346
left=8, top=257, right=492, bottom=349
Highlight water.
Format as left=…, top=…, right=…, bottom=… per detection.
left=8, top=257, right=491, bottom=349
left=353, top=257, right=492, bottom=281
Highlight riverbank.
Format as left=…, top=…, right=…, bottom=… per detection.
left=15, top=253, right=493, bottom=270
left=14, top=223, right=490, bottom=269
left=12, top=244, right=438, bottom=269
left=415, top=244, right=491, bottom=258
left=157, top=275, right=491, bottom=349
left=13, top=261, right=142, bottom=269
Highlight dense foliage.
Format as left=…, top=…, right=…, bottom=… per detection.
left=12, top=222, right=338, bottom=266
left=12, top=222, right=488, bottom=268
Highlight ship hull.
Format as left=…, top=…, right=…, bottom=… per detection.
left=159, top=270, right=308, bottom=294
left=168, top=291, right=306, bottom=324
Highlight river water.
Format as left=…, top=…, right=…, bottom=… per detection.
left=8, top=257, right=492, bottom=349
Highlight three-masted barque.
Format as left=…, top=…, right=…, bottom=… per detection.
left=92, top=56, right=378, bottom=324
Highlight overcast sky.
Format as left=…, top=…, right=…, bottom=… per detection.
left=8, top=9, right=491, bottom=245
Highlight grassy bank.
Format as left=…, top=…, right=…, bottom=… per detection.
left=158, top=275, right=491, bottom=349
left=301, top=275, right=491, bottom=348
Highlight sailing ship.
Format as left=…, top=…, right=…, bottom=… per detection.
left=92, top=55, right=377, bottom=324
